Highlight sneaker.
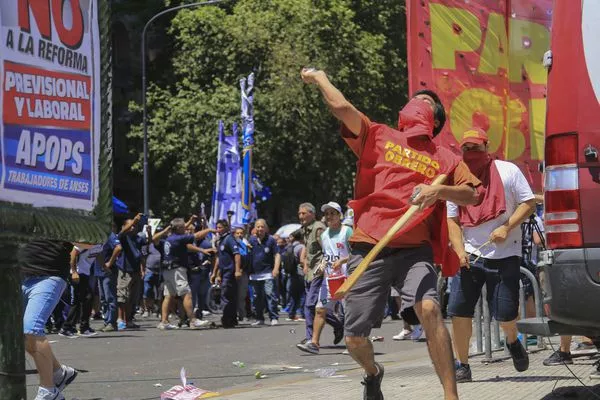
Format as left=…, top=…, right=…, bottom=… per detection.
left=410, top=325, right=424, bottom=340
left=573, top=341, right=598, bottom=354
left=53, top=364, right=78, bottom=391
left=590, top=360, right=600, bottom=380
left=126, top=321, right=140, bottom=329
left=342, top=349, right=350, bottom=355
left=507, top=339, right=529, bottom=372
left=78, top=328, right=98, bottom=337
left=117, top=320, right=127, bottom=330
left=100, top=324, right=116, bottom=333
left=297, top=341, right=320, bottom=355
left=202, top=310, right=212, bottom=317
left=34, top=386, right=64, bottom=400
left=142, top=311, right=150, bottom=318
left=299, top=338, right=309, bottom=345
left=58, top=329, right=77, bottom=338
left=252, top=320, right=265, bottom=326
left=157, top=322, right=179, bottom=330
left=192, top=319, right=212, bottom=328
left=271, top=319, right=279, bottom=326
left=543, top=350, right=573, bottom=366
left=334, top=327, right=344, bottom=345
left=361, top=362, right=384, bottom=400
left=393, top=329, right=413, bottom=341
left=455, top=363, right=472, bottom=383
left=297, top=317, right=306, bottom=322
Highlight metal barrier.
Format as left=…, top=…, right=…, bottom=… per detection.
left=469, top=266, right=546, bottom=361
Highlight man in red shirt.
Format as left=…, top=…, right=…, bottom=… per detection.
left=301, top=68, right=482, bottom=400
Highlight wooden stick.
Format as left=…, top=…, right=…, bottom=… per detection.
left=333, top=174, right=448, bottom=300
left=471, top=240, right=492, bottom=264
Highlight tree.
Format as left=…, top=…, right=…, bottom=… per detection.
left=127, top=0, right=407, bottom=223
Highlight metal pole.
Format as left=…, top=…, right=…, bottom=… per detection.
left=474, top=295, right=483, bottom=353
left=482, top=285, right=493, bottom=361
left=519, top=267, right=545, bottom=349
left=519, top=281, right=527, bottom=351
left=492, top=317, right=501, bottom=351
left=141, top=0, right=227, bottom=215
left=0, top=243, right=25, bottom=399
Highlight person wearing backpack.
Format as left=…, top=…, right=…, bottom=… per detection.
left=283, top=230, right=305, bottom=321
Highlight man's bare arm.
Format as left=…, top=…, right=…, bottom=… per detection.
left=301, top=68, right=363, bottom=136
left=411, top=183, right=480, bottom=209
left=448, top=217, right=469, bottom=268
left=119, top=213, right=141, bottom=235
left=105, top=245, right=122, bottom=270
left=194, top=228, right=214, bottom=241
left=490, top=199, right=536, bottom=243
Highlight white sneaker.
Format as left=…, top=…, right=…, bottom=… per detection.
left=142, top=311, right=150, bottom=318
left=34, top=387, right=64, bottom=400
left=393, top=329, right=413, bottom=341
left=192, top=319, right=212, bottom=328
left=53, top=365, right=77, bottom=391
left=410, top=325, right=424, bottom=340
left=202, top=310, right=212, bottom=316
left=252, top=320, right=265, bottom=326
left=157, top=322, right=179, bottom=330
left=271, top=319, right=279, bottom=326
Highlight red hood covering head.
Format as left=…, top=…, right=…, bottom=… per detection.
left=458, top=128, right=506, bottom=227
left=398, top=98, right=435, bottom=139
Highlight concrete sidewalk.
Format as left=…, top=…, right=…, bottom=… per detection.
left=214, top=346, right=600, bottom=399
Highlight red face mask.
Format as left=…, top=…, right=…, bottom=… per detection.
left=397, top=98, right=435, bottom=139
left=462, top=150, right=492, bottom=178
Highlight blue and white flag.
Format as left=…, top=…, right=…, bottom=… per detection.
left=240, top=73, right=255, bottom=224
left=210, top=121, right=244, bottom=228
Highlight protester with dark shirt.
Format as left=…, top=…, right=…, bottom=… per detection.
left=142, top=224, right=162, bottom=318
left=249, top=219, right=281, bottom=326
left=19, top=240, right=78, bottom=400
left=115, top=214, right=146, bottom=330
left=153, top=216, right=213, bottom=330
left=211, top=219, right=242, bottom=328
left=187, top=231, right=215, bottom=320
left=98, top=226, right=120, bottom=332
left=60, top=245, right=99, bottom=337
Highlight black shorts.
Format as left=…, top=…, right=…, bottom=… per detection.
left=447, top=255, right=520, bottom=322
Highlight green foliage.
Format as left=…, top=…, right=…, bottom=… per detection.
left=128, top=0, right=407, bottom=222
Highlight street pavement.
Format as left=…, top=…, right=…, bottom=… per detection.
left=25, top=313, right=600, bottom=400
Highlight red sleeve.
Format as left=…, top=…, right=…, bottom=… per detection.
left=340, top=113, right=371, bottom=158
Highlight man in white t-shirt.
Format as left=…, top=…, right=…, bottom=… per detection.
left=446, top=128, right=536, bottom=383
left=297, top=201, right=352, bottom=355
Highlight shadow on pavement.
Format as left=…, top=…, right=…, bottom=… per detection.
left=473, top=375, right=575, bottom=383
left=541, top=384, right=600, bottom=399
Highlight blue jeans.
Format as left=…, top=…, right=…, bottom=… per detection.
left=251, top=279, right=279, bottom=321
left=189, top=268, right=210, bottom=314
left=304, top=277, right=343, bottom=340
left=22, top=276, right=67, bottom=336
left=143, top=269, right=161, bottom=300
left=98, top=272, right=118, bottom=327
left=286, top=274, right=304, bottom=318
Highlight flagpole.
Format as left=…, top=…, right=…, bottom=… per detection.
left=142, top=0, right=227, bottom=215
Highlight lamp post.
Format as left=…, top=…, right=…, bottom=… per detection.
left=142, top=0, right=226, bottom=215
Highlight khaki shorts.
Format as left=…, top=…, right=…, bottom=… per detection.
left=344, top=244, right=439, bottom=337
left=117, top=270, right=141, bottom=304
left=163, top=267, right=191, bottom=297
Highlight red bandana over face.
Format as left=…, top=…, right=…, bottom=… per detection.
left=459, top=151, right=506, bottom=227
left=398, top=98, right=435, bottom=139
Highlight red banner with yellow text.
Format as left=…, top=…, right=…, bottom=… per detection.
left=407, top=0, right=553, bottom=191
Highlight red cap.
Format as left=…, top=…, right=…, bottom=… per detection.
left=460, top=127, right=488, bottom=147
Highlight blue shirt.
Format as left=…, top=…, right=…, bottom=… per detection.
left=163, top=234, right=195, bottom=268
left=117, top=232, right=146, bottom=273
left=96, top=233, right=120, bottom=276
left=217, top=233, right=240, bottom=272
left=249, top=234, right=278, bottom=275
